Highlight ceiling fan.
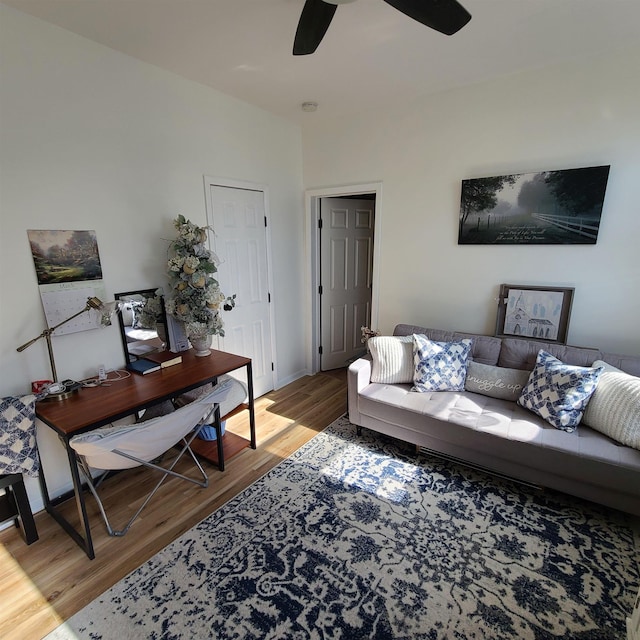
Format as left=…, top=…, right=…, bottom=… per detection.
left=293, top=0, right=471, bottom=55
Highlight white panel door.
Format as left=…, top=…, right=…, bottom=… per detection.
left=206, top=184, right=274, bottom=397
left=319, top=197, right=374, bottom=370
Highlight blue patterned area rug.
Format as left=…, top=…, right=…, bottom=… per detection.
left=48, top=415, right=639, bottom=640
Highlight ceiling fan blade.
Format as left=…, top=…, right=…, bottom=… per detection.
left=383, top=0, right=471, bottom=36
left=293, top=0, right=338, bottom=55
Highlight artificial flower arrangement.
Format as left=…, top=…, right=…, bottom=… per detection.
left=165, top=215, right=236, bottom=339
left=361, top=326, right=380, bottom=352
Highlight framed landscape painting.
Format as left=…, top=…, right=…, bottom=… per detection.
left=27, top=229, right=103, bottom=284
left=458, top=165, right=610, bottom=245
left=495, top=284, right=574, bottom=344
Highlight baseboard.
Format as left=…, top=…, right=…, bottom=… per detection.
left=275, top=369, right=310, bottom=389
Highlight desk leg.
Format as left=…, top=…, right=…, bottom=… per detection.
left=68, top=442, right=95, bottom=558
left=40, top=439, right=95, bottom=560
left=37, top=446, right=51, bottom=511
left=214, top=405, right=224, bottom=472
left=247, top=362, right=256, bottom=449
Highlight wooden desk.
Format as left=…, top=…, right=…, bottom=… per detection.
left=36, top=348, right=255, bottom=559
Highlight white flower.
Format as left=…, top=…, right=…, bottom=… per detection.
left=183, top=255, right=200, bottom=274
left=168, top=256, right=185, bottom=272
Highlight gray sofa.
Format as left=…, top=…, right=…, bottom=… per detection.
left=348, top=324, right=640, bottom=516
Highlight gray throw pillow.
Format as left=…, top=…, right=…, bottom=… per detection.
left=464, top=361, right=530, bottom=401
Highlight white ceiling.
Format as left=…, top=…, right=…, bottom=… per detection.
left=4, top=0, right=640, bottom=123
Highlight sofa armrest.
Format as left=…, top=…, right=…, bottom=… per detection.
left=348, top=357, right=372, bottom=426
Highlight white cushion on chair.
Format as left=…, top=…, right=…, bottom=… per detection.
left=71, top=376, right=248, bottom=471
left=71, top=400, right=215, bottom=471
left=195, top=375, right=248, bottom=418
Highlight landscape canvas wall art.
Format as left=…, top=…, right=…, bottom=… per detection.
left=458, top=165, right=610, bottom=245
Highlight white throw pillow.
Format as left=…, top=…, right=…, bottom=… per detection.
left=368, top=336, right=414, bottom=384
left=582, top=360, right=640, bottom=450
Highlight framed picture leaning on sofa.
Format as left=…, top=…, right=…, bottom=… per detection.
left=495, top=283, right=574, bottom=344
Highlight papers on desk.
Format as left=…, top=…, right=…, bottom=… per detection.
left=126, top=359, right=161, bottom=375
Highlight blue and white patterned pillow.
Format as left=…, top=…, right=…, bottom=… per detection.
left=412, top=334, right=472, bottom=392
left=517, top=350, right=603, bottom=431
left=0, top=394, right=39, bottom=477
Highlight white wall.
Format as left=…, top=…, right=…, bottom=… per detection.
left=0, top=5, right=306, bottom=510
left=302, top=45, right=640, bottom=357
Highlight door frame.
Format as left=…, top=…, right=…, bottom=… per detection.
left=203, top=175, right=277, bottom=392
left=305, top=182, right=383, bottom=374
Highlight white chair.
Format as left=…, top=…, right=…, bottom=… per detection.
left=70, top=379, right=244, bottom=537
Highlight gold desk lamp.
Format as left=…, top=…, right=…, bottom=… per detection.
left=16, top=296, right=119, bottom=401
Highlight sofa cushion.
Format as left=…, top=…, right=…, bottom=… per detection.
left=393, top=324, right=501, bottom=366
left=356, top=382, right=640, bottom=479
left=394, top=325, right=457, bottom=342
left=597, top=352, right=640, bottom=377
left=453, top=332, right=502, bottom=366
left=368, top=335, right=414, bottom=384
left=582, top=360, right=640, bottom=450
left=412, top=335, right=472, bottom=392
left=464, top=362, right=530, bottom=401
left=498, top=338, right=602, bottom=370
left=518, top=350, right=603, bottom=432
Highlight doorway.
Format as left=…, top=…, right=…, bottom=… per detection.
left=306, top=182, right=382, bottom=374
left=319, top=196, right=375, bottom=370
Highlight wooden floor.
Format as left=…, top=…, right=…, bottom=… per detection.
left=0, top=369, right=347, bottom=640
